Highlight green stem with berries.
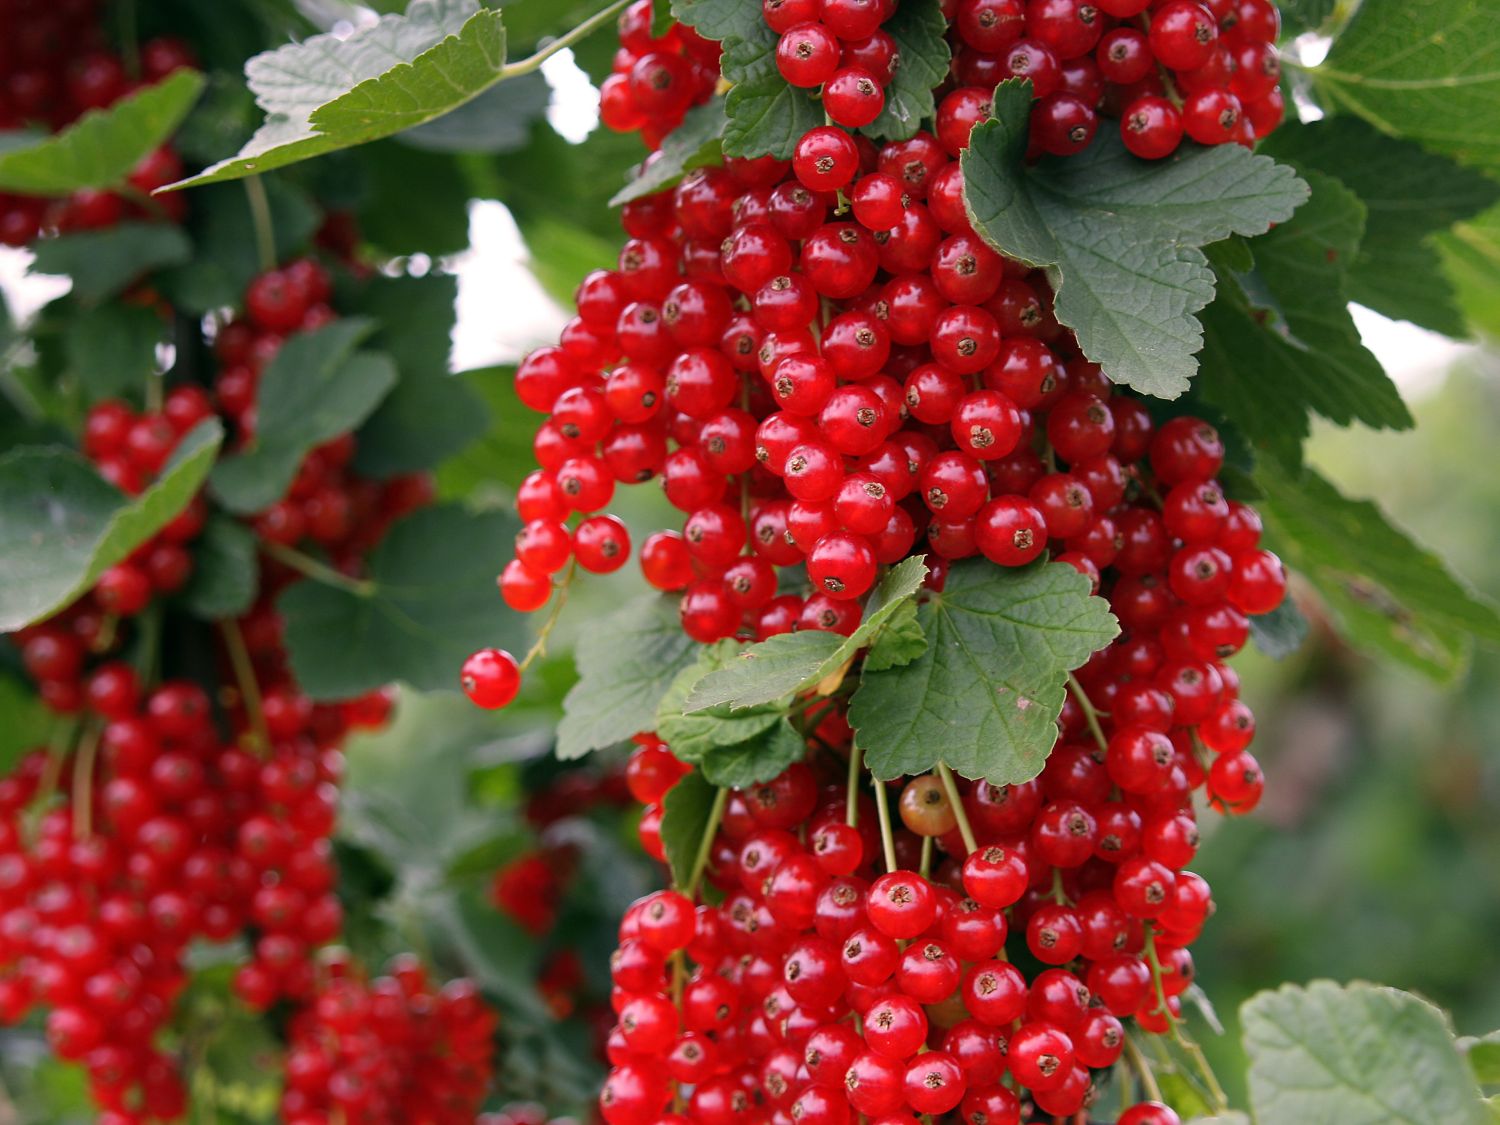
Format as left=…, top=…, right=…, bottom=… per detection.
left=219, top=619, right=271, bottom=755
left=685, top=786, right=729, bottom=899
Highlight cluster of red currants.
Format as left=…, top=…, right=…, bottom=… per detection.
left=600, top=0, right=725, bottom=147
left=770, top=0, right=904, bottom=129
left=0, top=0, right=193, bottom=245
left=280, top=951, right=497, bottom=1125
left=600, top=656, right=1260, bottom=1125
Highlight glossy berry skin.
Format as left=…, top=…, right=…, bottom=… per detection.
left=461, top=649, right=521, bottom=709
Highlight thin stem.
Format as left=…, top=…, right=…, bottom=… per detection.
left=936, top=763, right=977, bottom=855
left=243, top=177, right=277, bottom=273
left=1123, top=1035, right=1164, bottom=1104
left=919, top=835, right=933, bottom=881
left=261, top=541, right=376, bottom=597
left=71, top=725, right=102, bottom=838
left=219, top=619, right=272, bottom=756
left=1144, top=929, right=1230, bottom=1111
left=38, top=717, right=80, bottom=808
left=1067, top=672, right=1109, bottom=753
left=845, top=746, right=862, bottom=828
left=1144, top=928, right=1174, bottom=1027
left=685, top=786, right=729, bottom=898
left=519, top=559, right=577, bottom=673
left=1051, top=866, right=1068, bottom=906
left=499, top=0, right=631, bottom=78
left=872, top=776, right=898, bottom=874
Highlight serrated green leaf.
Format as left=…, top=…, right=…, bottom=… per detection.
left=864, top=599, right=927, bottom=671
left=210, top=319, right=397, bottom=514
left=1261, top=119, right=1500, bottom=337
left=1199, top=170, right=1411, bottom=467
left=721, top=25, right=824, bottom=161
left=157, top=178, right=320, bottom=315
left=851, top=558, right=1118, bottom=785
left=1311, top=0, right=1500, bottom=174
left=278, top=504, right=524, bottom=699
left=555, top=594, right=700, bottom=759
left=396, top=71, right=548, bottom=153
left=0, top=70, right=205, bottom=194
left=1279, top=0, right=1334, bottom=34
left=64, top=302, right=169, bottom=402
left=612, top=98, right=728, bottom=206
left=684, top=556, right=929, bottom=711
left=0, top=420, right=222, bottom=631
left=179, top=516, right=259, bottom=620
left=1242, top=981, right=1488, bottom=1125
left=1439, top=202, right=1500, bottom=337
left=658, top=644, right=788, bottom=765
left=1461, top=1031, right=1500, bottom=1086
left=1255, top=459, right=1500, bottom=681
left=670, top=0, right=765, bottom=43
left=962, top=79, right=1307, bottom=400
left=660, top=769, right=718, bottom=886
left=861, top=0, right=949, bottom=142
left=698, top=717, right=805, bottom=788
left=29, top=223, right=192, bottom=304
left=1248, top=596, right=1310, bottom=661
left=167, top=0, right=510, bottom=188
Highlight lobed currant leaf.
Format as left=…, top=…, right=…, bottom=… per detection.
left=659, top=769, right=718, bottom=888
left=29, top=223, right=192, bottom=306
left=277, top=504, right=526, bottom=699
left=1310, top=0, right=1500, bottom=175
left=0, top=70, right=205, bottom=195
left=1199, top=170, right=1412, bottom=468
left=721, top=25, right=824, bottom=161
left=211, top=319, right=397, bottom=514
left=556, top=594, right=701, bottom=760
left=861, top=0, right=950, bottom=143
left=178, top=516, right=260, bottom=620
left=861, top=598, right=927, bottom=672
left=669, top=0, right=767, bottom=44
left=165, top=0, right=509, bottom=188
left=0, top=419, right=223, bottom=632
left=611, top=98, right=729, bottom=206
left=1255, top=459, right=1500, bottom=682
left=962, top=79, right=1308, bottom=400
left=1261, top=118, right=1500, bottom=338
left=683, top=556, right=929, bottom=712
left=1242, top=981, right=1490, bottom=1125
left=1247, top=597, right=1311, bottom=662
left=850, top=558, right=1118, bottom=786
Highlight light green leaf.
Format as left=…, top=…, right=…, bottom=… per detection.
left=0, top=70, right=205, bottom=194
left=962, top=79, right=1307, bottom=399
left=862, top=0, right=949, bottom=142
left=1311, top=0, right=1500, bottom=174
left=1255, top=459, right=1500, bottom=681
left=684, top=556, right=929, bottom=711
left=1261, top=118, right=1500, bottom=337
left=555, top=594, right=701, bottom=760
left=851, top=558, right=1118, bottom=785
left=167, top=0, right=509, bottom=188
left=179, top=516, right=259, bottom=620
left=0, top=420, right=222, bottom=631
left=1461, top=1031, right=1500, bottom=1086
left=612, top=98, right=728, bottom=206
left=660, top=769, right=717, bottom=888
left=278, top=504, right=525, bottom=699
left=1242, top=981, right=1488, bottom=1125
left=210, top=319, right=397, bottom=514
left=1439, top=202, right=1500, bottom=337
left=864, top=599, right=928, bottom=672
left=721, top=24, right=824, bottom=161
left=29, top=223, right=192, bottom=304
left=396, top=71, right=548, bottom=153
left=1248, top=596, right=1310, bottom=661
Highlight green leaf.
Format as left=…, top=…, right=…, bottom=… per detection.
left=1261, top=118, right=1500, bottom=336
left=863, top=598, right=927, bottom=672
left=396, top=71, right=548, bottom=153
left=962, top=79, right=1307, bottom=399
left=861, top=0, right=949, bottom=143
left=158, top=179, right=320, bottom=315
left=179, top=516, right=259, bottom=620
left=1255, top=459, right=1500, bottom=681
left=64, top=302, right=169, bottom=402
left=555, top=594, right=700, bottom=760
left=721, top=25, right=824, bottom=161
left=0, top=672, right=51, bottom=774
left=168, top=0, right=509, bottom=188
left=0, top=71, right=205, bottom=194
left=684, top=556, right=929, bottom=711
left=210, top=319, right=397, bottom=514
left=29, top=223, right=192, bottom=304
left=1248, top=596, right=1310, bottom=661
left=1311, top=0, right=1500, bottom=174
left=358, top=142, right=479, bottom=257
left=660, top=769, right=717, bottom=887
left=1461, top=1031, right=1500, bottom=1086
left=434, top=365, right=536, bottom=499
left=670, top=0, right=765, bottom=42
left=612, top=98, right=728, bottom=206
left=1198, top=171, right=1411, bottom=467
left=0, top=419, right=223, bottom=631
left=1439, top=202, right=1500, bottom=337
left=1242, top=981, right=1489, bottom=1125
left=277, top=504, right=525, bottom=699
left=1278, top=0, right=1334, bottom=34
left=695, top=717, right=804, bottom=788
left=850, top=558, right=1118, bottom=785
